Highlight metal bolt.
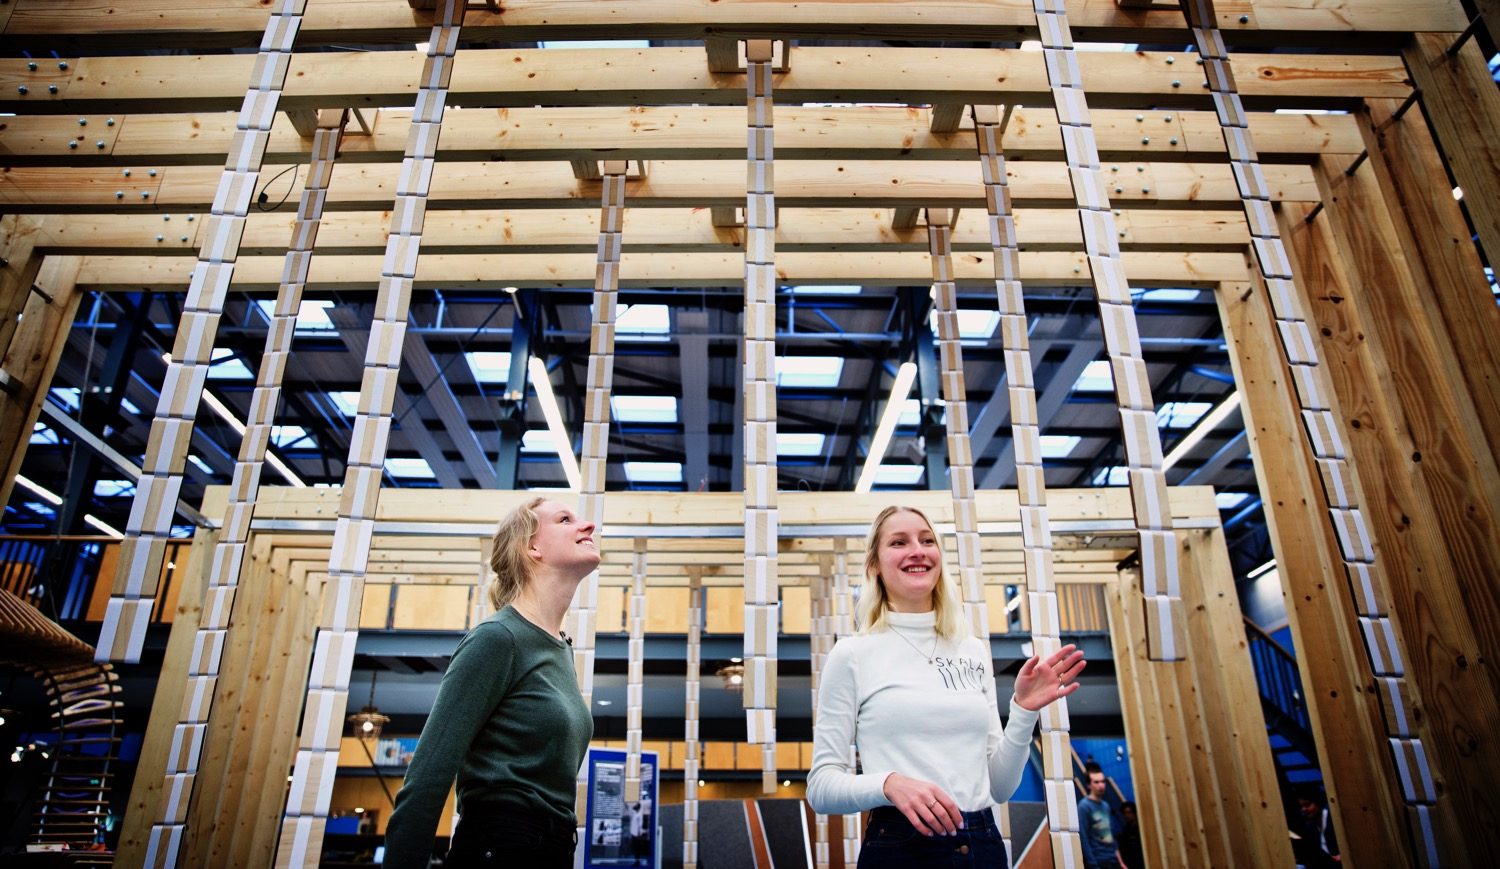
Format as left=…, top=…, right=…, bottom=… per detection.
left=106, top=118, right=115, bottom=126
left=163, top=215, right=171, bottom=221
left=77, top=117, right=87, bottom=126
left=1135, top=114, right=1144, bottom=122
left=1163, top=115, right=1173, bottom=122
left=1196, top=58, right=1204, bottom=65
left=1119, top=230, right=1127, bottom=237
left=141, top=191, right=150, bottom=199
left=186, top=215, right=195, bottom=222
left=1166, top=56, right=1174, bottom=65
left=16, top=85, right=26, bottom=95
left=96, top=139, right=105, bottom=149
left=115, top=191, right=124, bottom=199
left=1110, top=166, right=1119, bottom=173
left=1137, top=166, right=1146, bottom=173
left=1171, top=79, right=1181, bottom=88
left=67, top=140, right=77, bottom=149
left=122, top=169, right=131, bottom=177
left=155, top=235, right=164, bottom=242
left=1141, top=137, right=1150, bottom=144
left=1239, top=14, right=1249, bottom=23
left=26, top=62, right=37, bottom=71
left=1115, top=186, right=1123, bottom=194
left=47, top=84, right=57, bottom=94
left=1073, top=267, right=1081, bottom=274
left=58, top=61, right=68, bottom=70
left=180, top=235, right=189, bottom=242
left=148, top=169, right=157, bottom=177
left=1142, top=187, right=1151, bottom=194
left=1169, top=137, right=1179, bottom=145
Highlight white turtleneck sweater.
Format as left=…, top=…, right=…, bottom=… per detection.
left=806, top=610, right=1039, bottom=815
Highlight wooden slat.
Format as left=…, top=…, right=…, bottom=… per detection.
left=0, top=215, right=45, bottom=372
left=0, top=255, right=81, bottom=508
left=1214, top=274, right=1411, bottom=866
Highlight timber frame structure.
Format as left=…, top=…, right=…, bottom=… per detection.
left=0, top=0, right=1497, bottom=867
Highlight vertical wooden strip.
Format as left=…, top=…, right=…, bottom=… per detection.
left=143, top=110, right=346, bottom=869
left=1032, top=1, right=1182, bottom=663
left=682, top=571, right=703, bottom=869
left=831, top=539, right=860, bottom=864
left=624, top=539, right=648, bottom=802
left=809, top=555, right=832, bottom=869
left=97, top=1, right=305, bottom=665
left=275, top=4, right=464, bottom=864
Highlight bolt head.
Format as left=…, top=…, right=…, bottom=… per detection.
left=141, top=191, right=150, bottom=199
left=77, top=117, right=87, bottom=126
left=148, top=169, right=157, bottom=177
left=1114, top=186, right=1123, bottom=194
left=1169, top=137, right=1179, bottom=146
left=122, top=169, right=131, bottom=177
left=58, top=61, right=68, bottom=70
left=1142, top=187, right=1151, bottom=194
left=67, top=140, right=77, bottom=149
left=1141, top=137, right=1150, bottom=144
left=1166, top=56, right=1174, bottom=64
left=96, top=140, right=105, bottom=148
left=163, top=215, right=171, bottom=221
left=115, top=191, right=124, bottom=199
left=47, top=84, right=57, bottom=94
left=186, top=215, right=195, bottom=222
left=155, top=235, right=164, bottom=242
left=1171, top=80, right=1181, bottom=88
left=106, top=118, right=115, bottom=126
left=16, top=85, right=26, bottom=94
left=26, top=62, right=37, bottom=71
left=180, top=236, right=189, bottom=242
left=1239, top=14, right=1250, bottom=23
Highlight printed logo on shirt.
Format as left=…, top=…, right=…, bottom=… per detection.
left=935, top=656, right=987, bottom=691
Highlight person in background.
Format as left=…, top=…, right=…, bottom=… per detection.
left=1294, top=786, right=1341, bottom=867
left=807, top=505, right=1086, bottom=868
left=1078, top=764, right=1120, bottom=869
left=1117, top=800, right=1145, bottom=869
left=382, top=498, right=599, bottom=868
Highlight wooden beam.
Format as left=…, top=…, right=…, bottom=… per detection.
left=1364, top=98, right=1500, bottom=466
left=0, top=215, right=45, bottom=372
left=0, top=255, right=81, bottom=507
left=0, top=48, right=1412, bottom=115
left=30, top=207, right=1255, bottom=256
left=1215, top=273, right=1412, bottom=866
left=0, top=0, right=1465, bottom=47
left=69, top=249, right=1250, bottom=290
left=0, top=159, right=1322, bottom=213
left=1403, top=33, right=1500, bottom=302
left=0, top=107, right=1363, bottom=166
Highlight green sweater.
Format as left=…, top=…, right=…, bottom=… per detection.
left=381, top=607, right=593, bottom=869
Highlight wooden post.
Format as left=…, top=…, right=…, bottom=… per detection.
left=0, top=215, right=45, bottom=373
left=0, top=255, right=82, bottom=507
left=1179, top=528, right=1295, bottom=868
left=1287, top=172, right=1500, bottom=860
left=1215, top=274, right=1412, bottom=866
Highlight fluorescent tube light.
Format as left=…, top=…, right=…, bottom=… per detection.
left=855, top=362, right=919, bottom=493
left=527, top=356, right=582, bottom=491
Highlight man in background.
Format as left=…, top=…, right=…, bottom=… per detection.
left=1078, top=763, right=1120, bottom=869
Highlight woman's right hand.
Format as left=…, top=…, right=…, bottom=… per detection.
left=881, top=772, right=963, bottom=836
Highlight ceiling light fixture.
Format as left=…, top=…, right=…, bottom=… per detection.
left=527, top=356, right=582, bottom=491
left=855, top=362, right=919, bottom=493
left=162, top=353, right=306, bottom=487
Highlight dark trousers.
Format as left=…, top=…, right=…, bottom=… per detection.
left=859, top=805, right=1011, bottom=868
left=445, top=804, right=577, bottom=868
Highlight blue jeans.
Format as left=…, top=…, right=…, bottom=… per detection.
left=859, top=806, right=1011, bottom=868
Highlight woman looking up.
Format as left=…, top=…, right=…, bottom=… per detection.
left=382, top=498, right=599, bottom=869
left=806, top=505, right=1085, bottom=868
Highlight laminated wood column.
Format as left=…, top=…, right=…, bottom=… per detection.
left=1031, top=0, right=1185, bottom=663
left=809, top=555, right=834, bottom=869
left=624, top=540, right=647, bottom=802
left=971, top=105, right=1082, bottom=869
left=1179, top=528, right=1295, bottom=868
left=1214, top=274, right=1412, bottom=867
left=0, top=255, right=82, bottom=508
left=1181, top=1, right=1446, bottom=861
left=740, top=38, right=780, bottom=793
left=831, top=539, right=860, bottom=864
left=143, top=109, right=347, bottom=869
left=96, top=0, right=308, bottom=664
left=569, top=156, right=628, bottom=821
left=681, top=570, right=703, bottom=869
left=276, top=2, right=464, bottom=863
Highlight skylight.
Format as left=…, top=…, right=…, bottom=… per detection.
left=777, top=356, right=843, bottom=388
left=896, top=399, right=946, bottom=428
left=330, top=391, right=361, bottom=417
left=928, top=309, right=1000, bottom=345
left=30, top=423, right=58, bottom=445
left=1072, top=360, right=1114, bottom=392
left=1039, top=435, right=1081, bottom=458
left=1157, top=401, right=1214, bottom=429
left=187, top=454, right=214, bottom=475
left=205, top=347, right=253, bottom=380
left=23, top=502, right=55, bottom=518
left=271, top=425, right=313, bottom=449
left=612, top=395, right=677, bottom=423
left=120, top=397, right=141, bottom=415
left=49, top=387, right=81, bottom=412
left=256, top=299, right=336, bottom=332
left=1215, top=492, right=1251, bottom=510
left=873, top=464, right=924, bottom=487
left=541, top=40, right=651, bottom=49
left=466, top=351, right=513, bottom=384
left=385, top=457, right=435, bottom=479
left=1138, top=288, right=1200, bottom=303
left=616, top=304, right=670, bottom=340
left=521, top=429, right=560, bottom=453
left=624, top=461, right=682, bottom=483
left=789, top=285, right=862, bottom=294
left=776, top=433, right=826, bottom=456
left=94, top=480, right=136, bottom=498
left=1091, top=466, right=1129, bottom=486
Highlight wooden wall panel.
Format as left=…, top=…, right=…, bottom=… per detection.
left=391, top=585, right=470, bottom=631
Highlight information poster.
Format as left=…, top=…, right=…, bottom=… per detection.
left=583, top=748, right=659, bottom=868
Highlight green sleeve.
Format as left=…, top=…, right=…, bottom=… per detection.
left=381, top=621, right=515, bottom=869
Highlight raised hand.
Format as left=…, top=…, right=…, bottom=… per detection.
left=881, top=772, right=964, bottom=836
left=1013, top=644, right=1086, bottom=712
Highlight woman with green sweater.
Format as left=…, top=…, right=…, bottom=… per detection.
left=382, top=498, right=599, bottom=868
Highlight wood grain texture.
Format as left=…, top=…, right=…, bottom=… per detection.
left=0, top=254, right=80, bottom=508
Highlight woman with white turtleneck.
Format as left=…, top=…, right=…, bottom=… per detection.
left=806, top=505, right=1086, bottom=868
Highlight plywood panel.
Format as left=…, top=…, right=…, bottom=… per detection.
left=392, top=585, right=470, bottom=631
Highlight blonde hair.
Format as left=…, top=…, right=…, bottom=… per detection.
left=486, top=496, right=549, bottom=610
left=854, top=505, right=970, bottom=641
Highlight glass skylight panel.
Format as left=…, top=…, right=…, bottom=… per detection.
left=897, top=398, right=921, bottom=427
left=330, top=391, right=361, bottom=417
left=612, top=395, right=677, bottom=423
left=521, top=429, right=558, bottom=453
left=777, top=356, right=844, bottom=388
left=23, top=502, right=55, bottom=518
left=49, top=387, right=81, bottom=412
left=789, top=285, right=861, bottom=294
left=873, top=464, right=924, bottom=487
left=385, top=457, right=436, bottom=479
left=187, top=454, right=214, bottom=475
left=541, top=39, right=650, bottom=49
left=616, top=304, right=670, bottom=339
left=94, top=480, right=136, bottom=498
left=1139, top=288, right=1199, bottom=302
left=1215, top=492, right=1251, bottom=509
left=624, top=461, right=683, bottom=483
left=1091, top=466, right=1130, bottom=486
left=120, top=397, right=141, bottom=415
left=928, top=309, right=1000, bottom=345
left=466, top=351, right=513, bottom=384
left=256, top=299, right=336, bottom=331
left=1072, top=360, right=1114, bottom=392
left=776, top=433, right=826, bottom=456
left=271, top=425, right=313, bottom=449
left=1157, top=401, right=1213, bottom=428
left=206, top=347, right=253, bottom=379
left=30, top=423, right=58, bottom=445
left=1038, top=435, right=1081, bottom=458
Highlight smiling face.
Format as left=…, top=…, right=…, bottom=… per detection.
left=872, top=509, right=943, bottom=613
left=527, top=500, right=600, bottom=576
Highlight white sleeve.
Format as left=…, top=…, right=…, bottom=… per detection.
left=985, top=670, right=1040, bottom=805
left=806, top=638, right=891, bottom=815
